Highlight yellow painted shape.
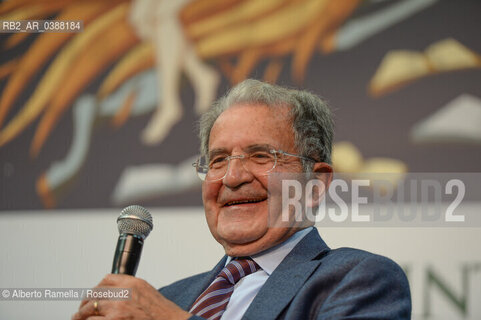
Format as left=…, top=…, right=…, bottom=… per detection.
left=0, top=3, right=129, bottom=147
left=98, top=42, right=154, bottom=99
left=196, top=0, right=329, bottom=58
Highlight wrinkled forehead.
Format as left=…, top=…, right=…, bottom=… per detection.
left=208, top=103, right=296, bottom=153
left=213, top=102, right=293, bottom=128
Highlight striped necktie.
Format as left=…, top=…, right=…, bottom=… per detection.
left=189, top=258, right=261, bottom=320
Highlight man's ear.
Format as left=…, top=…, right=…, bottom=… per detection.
left=305, top=162, right=333, bottom=209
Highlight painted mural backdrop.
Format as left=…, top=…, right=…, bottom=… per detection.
left=0, top=0, right=480, bottom=210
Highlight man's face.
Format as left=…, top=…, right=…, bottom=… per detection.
left=202, top=103, right=305, bottom=257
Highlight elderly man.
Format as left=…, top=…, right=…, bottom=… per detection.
left=73, top=79, right=411, bottom=320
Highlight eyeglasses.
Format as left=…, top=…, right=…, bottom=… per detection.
left=192, top=148, right=316, bottom=181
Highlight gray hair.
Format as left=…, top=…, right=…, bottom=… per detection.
left=198, top=79, right=334, bottom=170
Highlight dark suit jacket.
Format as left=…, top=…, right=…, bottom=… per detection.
left=159, top=228, right=411, bottom=319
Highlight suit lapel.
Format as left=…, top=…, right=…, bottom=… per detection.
left=176, top=256, right=227, bottom=310
left=242, top=229, right=330, bottom=320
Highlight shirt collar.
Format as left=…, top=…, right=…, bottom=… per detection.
left=225, top=227, right=313, bottom=275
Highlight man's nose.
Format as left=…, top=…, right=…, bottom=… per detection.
left=223, top=157, right=253, bottom=188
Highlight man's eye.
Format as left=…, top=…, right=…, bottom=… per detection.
left=251, top=151, right=271, bottom=158
left=212, top=156, right=226, bottom=163
left=250, top=152, right=272, bottom=162
left=253, top=154, right=267, bottom=158
left=210, top=157, right=227, bottom=168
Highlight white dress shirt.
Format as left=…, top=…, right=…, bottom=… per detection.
left=220, top=227, right=313, bottom=320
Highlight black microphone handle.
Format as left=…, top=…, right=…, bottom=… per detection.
left=111, top=234, right=144, bottom=276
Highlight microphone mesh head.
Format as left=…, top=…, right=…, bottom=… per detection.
left=117, top=205, right=153, bottom=239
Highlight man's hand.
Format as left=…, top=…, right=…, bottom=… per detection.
left=71, top=274, right=192, bottom=320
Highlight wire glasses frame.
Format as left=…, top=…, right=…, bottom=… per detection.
left=192, top=149, right=317, bottom=181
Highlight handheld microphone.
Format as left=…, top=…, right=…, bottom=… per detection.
left=111, top=205, right=153, bottom=276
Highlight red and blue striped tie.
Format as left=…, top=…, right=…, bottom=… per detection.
left=190, top=258, right=260, bottom=320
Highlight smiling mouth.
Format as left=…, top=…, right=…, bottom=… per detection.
left=224, top=198, right=267, bottom=207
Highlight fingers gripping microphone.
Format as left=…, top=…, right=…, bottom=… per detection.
left=111, top=205, right=153, bottom=276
